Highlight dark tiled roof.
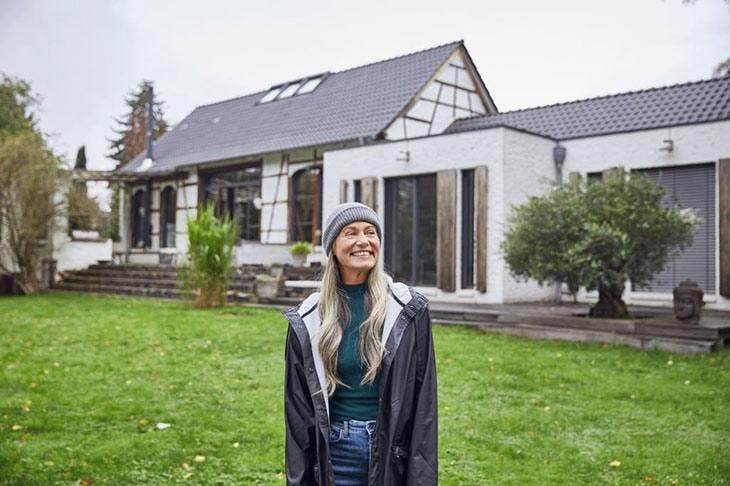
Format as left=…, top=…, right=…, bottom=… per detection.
left=121, top=41, right=463, bottom=174
left=445, top=76, right=730, bottom=140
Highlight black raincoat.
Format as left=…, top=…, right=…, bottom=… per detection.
left=283, top=278, right=438, bottom=485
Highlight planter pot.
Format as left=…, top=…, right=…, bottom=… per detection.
left=291, top=254, right=307, bottom=267
left=270, top=266, right=284, bottom=279
left=256, top=280, right=279, bottom=300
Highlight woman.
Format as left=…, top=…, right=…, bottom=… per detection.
left=283, top=202, right=438, bottom=485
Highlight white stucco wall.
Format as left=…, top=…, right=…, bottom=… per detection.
left=325, top=127, right=560, bottom=304
left=500, top=129, right=560, bottom=302
left=562, top=120, right=730, bottom=310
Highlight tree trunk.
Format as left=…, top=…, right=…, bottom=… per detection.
left=589, top=282, right=629, bottom=318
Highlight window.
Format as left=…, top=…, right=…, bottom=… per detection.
left=202, top=164, right=262, bottom=241
left=259, top=87, right=282, bottom=103
left=278, top=82, right=301, bottom=99
left=632, top=163, right=716, bottom=293
left=297, top=77, right=323, bottom=94
left=258, top=74, right=327, bottom=103
left=131, top=189, right=146, bottom=248
left=291, top=166, right=322, bottom=244
left=160, top=186, right=176, bottom=248
left=385, top=174, right=437, bottom=286
left=354, top=179, right=362, bottom=203
left=461, top=169, right=475, bottom=289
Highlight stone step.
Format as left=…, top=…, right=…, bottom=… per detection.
left=496, top=312, right=728, bottom=342
left=55, top=283, right=254, bottom=302
left=435, top=318, right=719, bottom=354
left=60, top=273, right=253, bottom=291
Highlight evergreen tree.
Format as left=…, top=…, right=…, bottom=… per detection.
left=74, top=145, right=87, bottom=170
left=106, top=80, right=169, bottom=241
left=107, top=79, right=168, bottom=167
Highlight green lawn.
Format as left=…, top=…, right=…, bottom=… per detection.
left=0, top=293, right=728, bottom=485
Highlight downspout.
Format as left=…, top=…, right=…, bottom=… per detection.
left=553, top=143, right=567, bottom=302
left=144, top=84, right=154, bottom=248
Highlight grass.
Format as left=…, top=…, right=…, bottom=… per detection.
left=0, top=293, right=728, bottom=485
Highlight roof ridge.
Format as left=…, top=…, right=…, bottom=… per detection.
left=333, top=40, right=463, bottom=74
left=489, top=75, right=730, bottom=118
left=191, top=41, right=464, bottom=112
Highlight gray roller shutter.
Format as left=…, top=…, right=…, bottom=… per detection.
left=633, top=163, right=715, bottom=293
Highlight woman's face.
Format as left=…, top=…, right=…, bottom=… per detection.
left=333, top=221, right=380, bottom=285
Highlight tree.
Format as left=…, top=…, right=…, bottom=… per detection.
left=0, top=74, right=36, bottom=136
left=107, top=80, right=168, bottom=168
left=502, top=168, right=697, bottom=318
left=106, top=80, right=169, bottom=241
left=0, top=131, right=65, bottom=293
left=68, top=145, right=103, bottom=233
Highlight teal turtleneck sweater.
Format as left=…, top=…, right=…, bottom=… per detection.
left=329, top=282, right=381, bottom=422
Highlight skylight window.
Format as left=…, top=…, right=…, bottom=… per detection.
left=297, top=77, right=322, bottom=94
left=258, top=73, right=328, bottom=104
left=260, top=87, right=282, bottom=103
left=277, top=82, right=301, bottom=99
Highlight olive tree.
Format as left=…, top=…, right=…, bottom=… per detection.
left=503, top=168, right=697, bottom=318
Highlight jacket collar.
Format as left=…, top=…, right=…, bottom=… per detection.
left=285, top=276, right=420, bottom=419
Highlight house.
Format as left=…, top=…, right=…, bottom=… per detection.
left=114, top=41, right=495, bottom=266
left=324, top=75, right=730, bottom=311
left=112, top=40, right=730, bottom=311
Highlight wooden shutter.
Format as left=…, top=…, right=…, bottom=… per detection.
left=475, top=166, right=488, bottom=292
left=437, top=170, right=457, bottom=292
left=339, top=180, right=348, bottom=204
left=361, top=177, right=378, bottom=211
left=720, top=159, right=730, bottom=297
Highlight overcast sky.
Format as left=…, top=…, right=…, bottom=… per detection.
left=1, top=0, right=729, bottom=189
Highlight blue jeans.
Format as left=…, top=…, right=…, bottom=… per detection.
left=329, top=419, right=376, bottom=486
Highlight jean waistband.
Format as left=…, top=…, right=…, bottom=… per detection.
left=331, top=419, right=377, bottom=434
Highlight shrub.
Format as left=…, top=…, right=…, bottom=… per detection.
left=503, top=168, right=696, bottom=318
left=289, top=241, right=312, bottom=256
left=181, top=204, right=236, bottom=307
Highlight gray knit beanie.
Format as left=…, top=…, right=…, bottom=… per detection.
left=322, top=202, right=382, bottom=255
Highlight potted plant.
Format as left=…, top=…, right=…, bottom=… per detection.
left=289, top=241, right=312, bottom=267
left=270, top=262, right=285, bottom=279
left=255, top=273, right=279, bottom=300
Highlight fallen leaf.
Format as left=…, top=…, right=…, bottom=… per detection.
left=181, top=463, right=191, bottom=471
left=12, top=424, right=23, bottom=431
left=684, top=380, right=690, bottom=385
left=644, top=476, right=656, bottom=482
left=194, top=455, right=206, bottom=463
left=609, top=460, right=621, bottom=467
left=667, top=360, right=674, bottom=366
left=183, top=472, right=193, bottom=479
left=232, top=442, right=240, bottom=448
left=543, top=458, right=550, bottom=465
left=81, top=479, right=92, bottom=486
left=156, top=422, right=171, bottom=430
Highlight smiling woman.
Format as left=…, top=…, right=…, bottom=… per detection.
left=283, top=202, right=438, bottom=485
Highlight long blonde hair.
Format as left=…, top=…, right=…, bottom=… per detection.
left=317, top=252, right=388, bottom=395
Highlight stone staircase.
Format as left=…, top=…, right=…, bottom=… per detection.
left=55, top=263, right=319, bottom=303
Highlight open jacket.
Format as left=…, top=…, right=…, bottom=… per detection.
left=283, top=278, right=438, bottom=485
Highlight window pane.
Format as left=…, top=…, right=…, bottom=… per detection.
left=291, top=167, right=321, bottom=243
left=278, top=82, right=301, bottom=99
left=260, top=87, right=282, bottom=103
left=297, top=77, right=322, bottom=94
left=416, top=175, right=437, bottom=285
left=385, top=174, right=437, bottom=286
left=461, top=170, right=475, bottom=289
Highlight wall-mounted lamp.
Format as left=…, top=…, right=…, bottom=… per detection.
left=396, top=150, right=410, bottom=163
left=659, top=139, right=674, bottom=152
